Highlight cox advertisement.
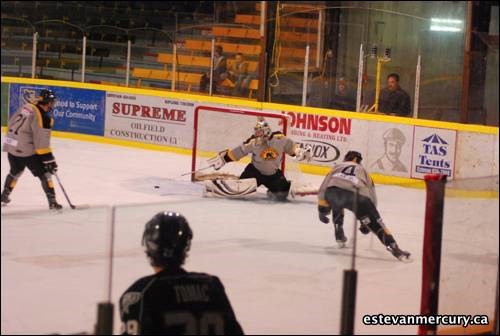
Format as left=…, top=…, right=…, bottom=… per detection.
left=9, top=84, right=105, bottom=135
left=105, top=92, right=194, bottom=148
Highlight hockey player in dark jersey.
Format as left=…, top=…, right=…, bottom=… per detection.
left=206, top=120, right=312, bottom=201
left=1, top=89, right=62, bottom=209
left=317, top=151, right=410, bottom=261
left=120, top=211, right=244, bottom=335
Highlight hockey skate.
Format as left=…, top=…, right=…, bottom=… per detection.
left=334, top=223, right=348, bottom=248
left=49, top=200, right=63, bottom=210
left=387, top=243, right=411, bottom=261
left=266, top=190, right=288, bottom=202
left=1, top=190, right=11, bottom=205
left=359, top=223, right=370, bottom=235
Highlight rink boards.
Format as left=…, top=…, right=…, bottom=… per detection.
left=1, top=76, right=498, bottom=190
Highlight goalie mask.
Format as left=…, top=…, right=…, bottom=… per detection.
left=142, top=211, right=193, bottom=268
left=254, top=121, right=271, bottom=144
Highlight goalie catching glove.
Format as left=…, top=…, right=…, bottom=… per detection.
left=294, top=145, right=313, bottom=162
left=207, top=150, right=228, bottom=170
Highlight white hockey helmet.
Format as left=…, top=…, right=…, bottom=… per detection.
left=254, top=121, right=272, bottom=140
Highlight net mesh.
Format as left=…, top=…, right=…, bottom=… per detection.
left=192, top=107, right=288, bottom=180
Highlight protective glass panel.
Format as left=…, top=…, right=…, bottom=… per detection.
left=85, top=26, right=127, bottom=86
left=111, top=200, right=342, bottom=334
left=1, top=206, right=111, bottom=334
left=1, top=15, right=35, bottom=78
left=129, top=28, right=173, bottom=90
left=437, top=176, right=499, bottom=332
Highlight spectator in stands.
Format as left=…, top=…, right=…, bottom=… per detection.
left=330, top=77, right=356, bottom=111
left=378, top=73, right=411, bottom=117
left=228, top=53, right=250, bottom=97
left=199, top=45, right=227, bottom=94
left=307, top=74, right=330, bottom=108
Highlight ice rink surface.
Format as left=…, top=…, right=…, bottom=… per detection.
left=2, top=135, right=492, bottom=335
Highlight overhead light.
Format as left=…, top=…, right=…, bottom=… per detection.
left=430, top=25, right=462, bottom=32
left=431, top=18, right=463, bottom=24
left=430, top=18, right=463, bottom=32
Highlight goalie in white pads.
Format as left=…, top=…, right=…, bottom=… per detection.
left=318, top=150, right=410, bottom=261
left=206, top=120, right=311, bottom=201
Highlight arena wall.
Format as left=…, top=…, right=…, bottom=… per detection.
left=2, top=76, right=498, bottom=192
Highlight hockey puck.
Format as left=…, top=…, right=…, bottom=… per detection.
left=154, top=185, right=159, bottom=189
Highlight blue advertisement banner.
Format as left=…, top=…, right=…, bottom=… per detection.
left=9, top=84, right=105, bottom=136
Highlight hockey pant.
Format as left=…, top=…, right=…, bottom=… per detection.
left=240, top=164, right=291, bottom=198
left=324, top=186, right=396, bottom=247
left=3, top=153, right=57, bottom=203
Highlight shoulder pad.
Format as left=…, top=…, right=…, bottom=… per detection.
left=23, top=103, right=37, bottom=112
left=127, top=274, right=155, bottom=291
left=186, top=271, right=215, bottom=279
left=270, top=131, right=285, bottom=139
left=243, top=135, right=256, bottom=145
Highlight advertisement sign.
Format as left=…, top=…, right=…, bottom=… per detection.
left=366, top=123, right=413, bottom=178
left=411, top=126, right=457, bottom=179
left=104, top=92, right=194, bottom=148
left=274, top=110, right=367, bottom=166
left=9, top=84, right=105, bottom=135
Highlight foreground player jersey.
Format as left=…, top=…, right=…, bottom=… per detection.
left=3, top=103, right=54, bottom=158
left=120, top=268, right=243, bottom=335
left=318, top=162, right=377, bottom=207
left=228, top=132, right=295, bottom=175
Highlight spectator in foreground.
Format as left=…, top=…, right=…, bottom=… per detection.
left=120, top=211, right=244, bottom=335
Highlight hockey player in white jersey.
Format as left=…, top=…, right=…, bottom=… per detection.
left=1, top=89, right=62, bottom=209
left=318, top=150, right=410, bottom=261
left=206, top=120, right=311, bottom=201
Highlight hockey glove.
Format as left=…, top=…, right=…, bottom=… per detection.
left=318, top=205, right=331, bottom=224
left=207, top=150, right=227, bottom=170
left=42, top=159, right=58, bottom=174
left=295, top=145, right=313, bottom=162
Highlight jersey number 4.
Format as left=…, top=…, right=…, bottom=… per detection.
left=341, top=165, right=356, bottom=176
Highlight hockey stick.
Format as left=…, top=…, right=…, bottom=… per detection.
left=53, top=172, right=89, bottom=210
left=180, top=165, right=213, bottom=177
left=291, top=190, right=318, bottom=197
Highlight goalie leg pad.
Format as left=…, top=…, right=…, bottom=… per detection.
left=204, top=178, right=258, bottom=197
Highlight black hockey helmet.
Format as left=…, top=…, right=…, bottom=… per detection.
left=142, top=211, right=193, bottom=268
left=38, top=89, right=56, bottom=104
left=344, top=150, right=363, bottom=164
